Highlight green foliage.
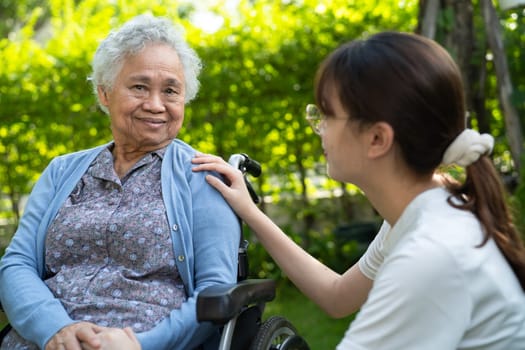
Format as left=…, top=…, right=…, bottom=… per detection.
left=244, top=192, right=379, bottom=279
left=0, top=0, right=51, bottom=39
left=1, top=0, right=525, bottom=268
left=0, top=0, right=187, bottom=223
left=0, top=311, right=6, bottom=330
left=500, top=7, right=525, bottom=239
left=508, top=151, right=525, bottom=240
left=185, top=0, right=418, bottom=203
left=502, top=8, right=525, bottom=132
left=264, top=281, right=355, bottom=349
left=0, top=0, right=417, bottom=231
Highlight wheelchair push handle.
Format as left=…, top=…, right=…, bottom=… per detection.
left=228, top=153, right=261, bottom=204
left=228, top=153, right=261, bottom=177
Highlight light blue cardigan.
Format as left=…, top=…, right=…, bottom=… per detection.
left=0, top=139, right=240, bottom=350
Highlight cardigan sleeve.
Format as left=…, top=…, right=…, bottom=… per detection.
left=137, top=144, right=240, bottom=350
left=0, top=158, right=75, bottom=349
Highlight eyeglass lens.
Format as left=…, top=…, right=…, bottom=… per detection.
left=306, top=104, right=321, bottom=133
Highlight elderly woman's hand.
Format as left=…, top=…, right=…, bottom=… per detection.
left=45, top=322, right=102, bottom=350
left=81, top=327, right=141, bottom=350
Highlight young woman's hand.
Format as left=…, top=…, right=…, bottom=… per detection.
left=192, top=153, right=258, bottom=219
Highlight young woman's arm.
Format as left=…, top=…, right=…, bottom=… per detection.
left=192, top=154, right=373, bottom=317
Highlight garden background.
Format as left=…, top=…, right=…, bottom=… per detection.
left=1, top=0, right=525, bottom=347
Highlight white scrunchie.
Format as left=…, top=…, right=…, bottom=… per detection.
left=442, top=129, right=494, bottom=167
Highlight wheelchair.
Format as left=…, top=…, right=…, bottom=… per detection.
left=0, top=154, right=310, bottom=350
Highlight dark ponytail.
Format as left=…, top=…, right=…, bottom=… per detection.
left=446, top=157, right=525, bottom=291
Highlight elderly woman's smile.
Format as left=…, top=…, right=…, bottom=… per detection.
left=134, top=116, right=168, bottom=128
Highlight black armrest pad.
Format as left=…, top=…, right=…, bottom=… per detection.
left=197, top=279, right=276, bottom=324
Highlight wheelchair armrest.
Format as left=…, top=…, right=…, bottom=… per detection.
left=197, top=279, right=276, bottom=325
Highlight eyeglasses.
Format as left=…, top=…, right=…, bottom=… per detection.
left=305, top=104, right=348, bottom=135
left=305, top=104, right=324, bottom=134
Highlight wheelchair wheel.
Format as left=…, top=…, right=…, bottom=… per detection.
left=249, top=315, right=309, bottom=350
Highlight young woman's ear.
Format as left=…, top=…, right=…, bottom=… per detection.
left=367, top=122, right=395, bottom=159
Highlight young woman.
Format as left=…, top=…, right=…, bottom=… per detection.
left=192, top=31, right=525, bottom=349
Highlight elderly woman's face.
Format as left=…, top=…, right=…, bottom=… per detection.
left=98, top=43, right=185, bottom=152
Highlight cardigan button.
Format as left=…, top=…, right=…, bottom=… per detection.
left=172, top=224, right=178, bottom=231
left=178, top=255, right=185, bottom=262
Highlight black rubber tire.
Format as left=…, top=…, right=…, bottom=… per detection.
left=249, top=315, right=302, bottom=350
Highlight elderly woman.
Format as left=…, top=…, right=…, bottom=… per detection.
left=0, top=15, right=240, bottom=350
